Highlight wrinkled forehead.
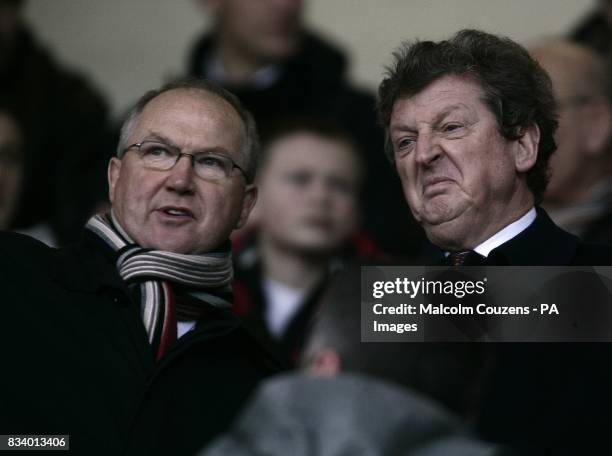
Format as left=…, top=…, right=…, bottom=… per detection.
left=133, top=89, right=247, bottom=152
left=390, top=76, right=487, bottom=127
left=139, top=89, right=245, bottom=132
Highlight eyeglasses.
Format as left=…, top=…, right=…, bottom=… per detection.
left=122, top=141, right=248, bottom=181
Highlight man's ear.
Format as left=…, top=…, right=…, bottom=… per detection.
left=107, top=157, right=122, bottom=204
left=306, top=349, right=341, bottom=377
left=235, top=184, right=258, bottom=229
left=514, top=123, right=540, bottom=173
left=583, top=100, right=612, bottom=157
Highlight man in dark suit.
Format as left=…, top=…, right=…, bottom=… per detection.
left=378, top=29, right=612, bottom=267
left=0, top=79, right=279, bottom=456
left=377, top=30, right=612, bottom=455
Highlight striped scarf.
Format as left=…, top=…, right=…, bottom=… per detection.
left=86, top=213, right=233, bottom=360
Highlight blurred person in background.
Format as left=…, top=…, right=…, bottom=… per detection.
left=0, top=106, right=23, bottom=231
left=187, top=0, right=425, bottom=256
left=0, top=0, right=113, bottom=245
left=571, top=0, right=612, bottom=57
left=233, top=119, right=382, bottom=364
left=199, top=266, right=507, bottom=456
left=0, top=102, right=57, bottom=245
left=0, top=79, right=279, bottom=456
left=530, top=40, right=612, bottom=243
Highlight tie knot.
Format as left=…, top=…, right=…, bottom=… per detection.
left=447, top=250, right=485, bottom=266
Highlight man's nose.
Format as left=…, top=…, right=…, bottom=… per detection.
left=166, top=155, right=196, bottom=193
left=414, top=133, right=442, bottom=167
left=307, top=179, right=333, bottom=207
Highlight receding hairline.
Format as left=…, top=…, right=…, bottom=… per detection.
left=120, top=87, right=249, bottom=159
left=139, top=87, right=247, bottom=131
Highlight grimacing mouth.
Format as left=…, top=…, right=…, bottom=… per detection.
left=421, top=176, right=456, bottom=195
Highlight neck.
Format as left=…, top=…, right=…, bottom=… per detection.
left=258, top=234, right=329, bottom=290
left=429, top=190, right=534, bottom=251
left=215, top=34, right=266, bottom=85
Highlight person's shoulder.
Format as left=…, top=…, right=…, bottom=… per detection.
left=0, top=230, right=55, bottom=258
left=0, top=231, right=59, bottom=282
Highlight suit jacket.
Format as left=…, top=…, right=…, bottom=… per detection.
left=484, top=207, right=612, bottom=265
left=426, top=207, right=612, bottom=266
left=0, top=230, right=280, bottom=456
left=428, top=208, right=612, bottom=455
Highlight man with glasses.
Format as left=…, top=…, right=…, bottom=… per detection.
left=530, top=40, right=612, bottom=243
left=0, top=79, right=278, bottom=456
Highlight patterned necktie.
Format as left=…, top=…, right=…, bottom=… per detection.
left=447, top=250, right=486, bottom=266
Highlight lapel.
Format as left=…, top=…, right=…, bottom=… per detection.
left=486, top=207, right=579, bottom=266
left=423, top=207, right=580, bottom=266
left=50, top=231, right=155, bottom=375
left=146, top=302, right=242, bottom=384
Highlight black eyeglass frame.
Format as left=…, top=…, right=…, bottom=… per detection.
left=122, top=141, right=249, bottom=181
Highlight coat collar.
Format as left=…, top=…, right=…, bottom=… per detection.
left=426, top=207, right=580, bottom=266
left=486, top=207, right=579, bottom=265
left=50, top=230, right=125, bottom=292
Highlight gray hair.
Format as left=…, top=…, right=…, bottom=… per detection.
left=378, top=29, right=558, bottom=204
left=117, top=78, right=260, bottom=184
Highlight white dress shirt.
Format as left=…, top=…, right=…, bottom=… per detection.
left=473, top=207, right=536, bottom=257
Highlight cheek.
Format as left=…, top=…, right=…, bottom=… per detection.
left=334, top=204, right=358, bottom=235
left=331, top=193, right=357, bottom=219
left=114, top=171, right=156, bottom=217
left=260, top=182, right=300, bottom=218
left=396, top=159, right=418, bottom=193
left=271, top=199, right=301, bottom=227
left=479, top=156, right=516, bottom=197
left=208, top=186, right=250, bottom=229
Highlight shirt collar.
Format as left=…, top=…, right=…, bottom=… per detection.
left=473, top=207, right=536, bottom=257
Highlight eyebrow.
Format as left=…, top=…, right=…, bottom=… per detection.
left=141, top=132, right=231, bottom=156
left=390, top=103, right=473, bottom=134
left=141, top=132, right=179, bottom=148
left=431, top=104, right=472, bottom=126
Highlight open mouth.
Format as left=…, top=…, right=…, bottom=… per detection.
left=158, top=207, right=194, bottom=218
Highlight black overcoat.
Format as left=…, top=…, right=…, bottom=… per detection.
left=0, top=230, right=279, bottom=456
